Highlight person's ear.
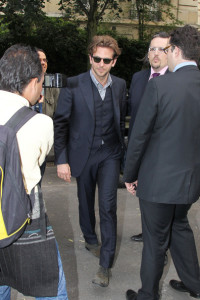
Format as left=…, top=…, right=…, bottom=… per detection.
left=111, top=57, right=118, bottom=67
left=89, top=55, right=93, bottom=65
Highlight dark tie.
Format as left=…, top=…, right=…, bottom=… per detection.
left=152, top=73, right=160, bottom=78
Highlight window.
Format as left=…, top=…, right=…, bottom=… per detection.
left=130, top=0, right=162, bottom=21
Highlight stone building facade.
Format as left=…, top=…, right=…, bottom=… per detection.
left=43, top=0, right=200, bottom=39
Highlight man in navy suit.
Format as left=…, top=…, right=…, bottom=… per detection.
left=124, top=25, right=200, bottom=300
left=54, top=35, right=126, bottom=287
left=129, top=32, right=169, bottom=243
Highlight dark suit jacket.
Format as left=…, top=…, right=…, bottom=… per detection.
left=54, top=71, right=127, bottom=177
left=128, top=68, right=169, bottom=135
left=123, top=65, right=200, bottom=204
left=128, top=69, right=150, bottom=134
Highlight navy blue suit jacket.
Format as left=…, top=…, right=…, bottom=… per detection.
left=54, top=71, right=127, bottom=177
left=128, top=69, right=150, bottom=135
left=128, top=68, right=169, bottom=136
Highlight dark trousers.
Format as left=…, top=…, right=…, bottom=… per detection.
left=137, top=199, right=200, bottom=300
left=76, top=144, right=121, bottom=268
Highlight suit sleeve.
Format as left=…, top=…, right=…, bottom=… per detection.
left=123, top=79, right=158, bottom=182
left=53, top=87, right=72, bottom=165
left=127, top=74, right=137, bottom=135
left=120, top=80, right=127, bottom=142
left=127, top=74, right=135, bottom=117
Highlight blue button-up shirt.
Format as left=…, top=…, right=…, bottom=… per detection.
left=90, top=70, right=112, bottom=101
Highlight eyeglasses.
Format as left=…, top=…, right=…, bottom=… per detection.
left=162, top=45, right=172, bottom=54
left=92, top=55, right=113, bottom=64
left=149, top=47, right=166, bottom=54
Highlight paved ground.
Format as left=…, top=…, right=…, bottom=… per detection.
left=11, top=164, right=200, bottom=300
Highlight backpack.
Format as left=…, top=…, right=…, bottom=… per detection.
left=0, top=106, right=36, bottom=248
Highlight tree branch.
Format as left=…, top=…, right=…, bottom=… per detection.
left=98, top=0, right=110, bottom=21
left=75, top=0, right=89, bottom=17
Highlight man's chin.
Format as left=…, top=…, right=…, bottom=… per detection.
left=152, top=63, right=160, bottom=70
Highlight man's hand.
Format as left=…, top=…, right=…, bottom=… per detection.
left=38, top=95, right=44, bottom=103
left=57, top=164, right=71, bottom=182
left=125, top=181, right=137, bottom=195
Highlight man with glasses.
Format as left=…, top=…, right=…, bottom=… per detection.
left=32, top=49, right=48, bottom=113
left=128, top=32, right=169, bottom=245
left=35, top=48, right=60, bottom=118
left=124, top=25, right=200, bottom=300
left=54, top=35, right=126, bottom=287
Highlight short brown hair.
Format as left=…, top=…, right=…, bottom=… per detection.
left=170, top=25, right=200, bottom=63
left=150, top=31, right=170, bottom=46
left=88, top=35, right=121, bottom=58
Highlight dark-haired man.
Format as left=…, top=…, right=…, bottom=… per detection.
left=54, top=35, right=126, bottom=287
left=35, top=48, right=60, bottom=118
left=124, top=25, right=200, bottom=300
left=0, top=44, right=68, bottom=300
left=33, top=48, right=48, bottom=113
left=129, top=32, right=169, bottom=244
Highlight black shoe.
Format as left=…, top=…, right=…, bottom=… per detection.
left=164, top=253, right=168, bottom=266
left=130, top=233, right=143, bottom=242
left=126, top=289, right=137, bottom=300
left=169, top=280, right=200, bottom=298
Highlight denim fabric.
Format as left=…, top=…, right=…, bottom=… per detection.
left=0, top=286, right=10, bottom=300
left=0, top=243, right=68, bottom=300
left=34, top=102, right=43, bottom=113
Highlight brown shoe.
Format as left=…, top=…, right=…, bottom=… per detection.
left=92, top=266, right=111, bottom=287
left=85, top=242, right=100, bottom=258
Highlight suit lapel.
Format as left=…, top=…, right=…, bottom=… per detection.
left=80, top=72, right=95, bottom=119
left=143, top=69, right=150, bottom=85
left=79, top=72, right=123, bottom=127
left=111, top=76, right=120, bottom=134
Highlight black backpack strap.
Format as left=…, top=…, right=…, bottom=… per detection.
left=38, top=185, right=46, bottom=240
left=5, top=106, right=37, bottom=132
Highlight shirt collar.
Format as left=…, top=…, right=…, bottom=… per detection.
left=173, top=61, right=197, bottom=72
left=0, top=90, right=30, bottom=106
left=90, top=70, right=112, bottom=89
left=149, top=66, right=168, bottom=80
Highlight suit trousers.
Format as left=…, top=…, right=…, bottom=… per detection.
left=76, top=144, right=121, bottom=268
left=137, top=199, right=200, bottom=300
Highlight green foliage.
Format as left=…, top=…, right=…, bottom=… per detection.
left=0, top=0, right=182, bottom=81
left=113, top=36, right=148, bottom=87
left=0, top=15, right=148, bottom=86
left=58, top=0, right=123, bottom=43
left=131, top=0, right=182, bottom=40
left=58, top=0, right=122, bottom=22
left=0, top=0, right=49, bottom=37
left=32, top=18, right=88, bottom=76
left=0, top=0, right=163, bottom=87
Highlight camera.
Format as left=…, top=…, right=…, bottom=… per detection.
left=44, top=73, right=67, bottom=88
